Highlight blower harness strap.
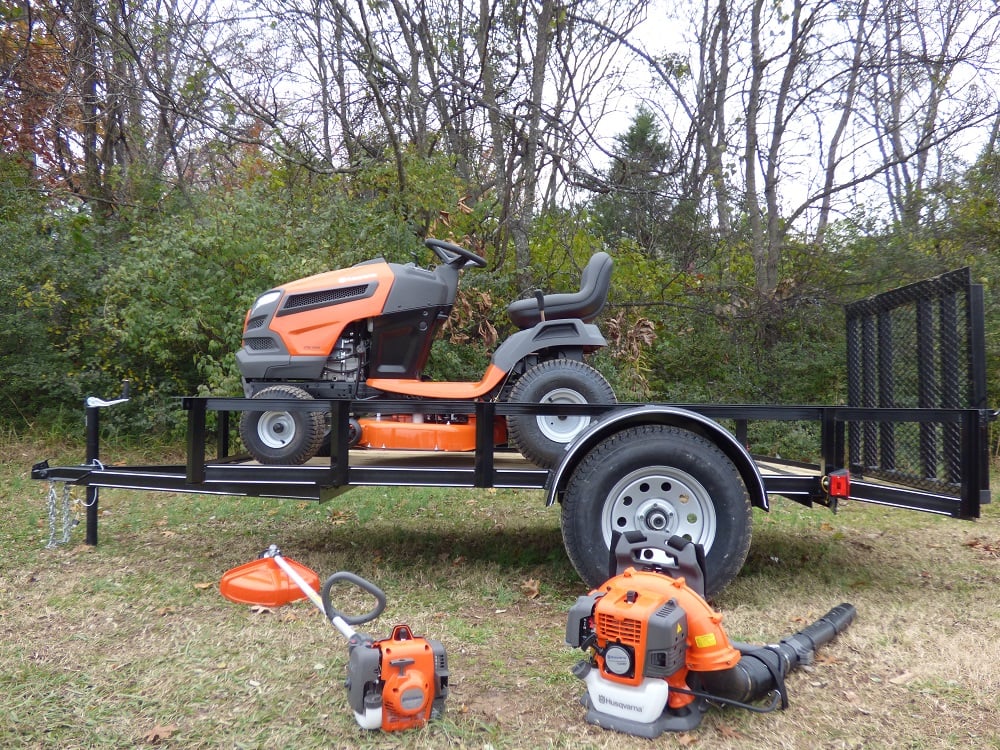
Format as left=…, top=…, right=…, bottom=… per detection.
left=740, top=645, right=790, bottom=709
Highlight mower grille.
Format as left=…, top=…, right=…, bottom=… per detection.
left=283, top=283, right=371, bottom=311
left=596, top=613, right=643, bottom=645
left=245, top=315, right=267, bottom=330
left=243, top=337, right=279, bottom=351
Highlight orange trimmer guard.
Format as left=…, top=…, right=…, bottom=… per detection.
left=219, top=555, right=320, bottom=607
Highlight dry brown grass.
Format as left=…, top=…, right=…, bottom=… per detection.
left=3, top=437, right=998, bottom=749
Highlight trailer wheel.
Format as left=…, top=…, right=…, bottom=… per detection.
left=239, top=385, right=325, bottom=465
left=506, top=359, right=616, bottom=467
left=560, top=424, right=752, bottom=597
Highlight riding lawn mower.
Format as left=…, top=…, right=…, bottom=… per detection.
left=235, top=238, right=616, bottom=467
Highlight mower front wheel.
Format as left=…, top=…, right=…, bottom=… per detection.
left=559, top=424, right=752, bottom=598
left=239, top=385, right=326, bottom=465
left=506, top=359, right=616, bottom=468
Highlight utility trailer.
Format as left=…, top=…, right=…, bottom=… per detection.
left=32, top=268, right=994, bottom=596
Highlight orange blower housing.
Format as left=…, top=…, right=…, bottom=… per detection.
left=567, top=531, right=856, bottom=737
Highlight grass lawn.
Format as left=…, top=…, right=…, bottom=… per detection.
left=3, top=436, right=998, bottom=749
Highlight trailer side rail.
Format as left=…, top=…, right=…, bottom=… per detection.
left=33, top=398, right=990, bottom=516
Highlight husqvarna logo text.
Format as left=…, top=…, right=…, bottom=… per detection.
left=597, top=694, right=643, bottom=714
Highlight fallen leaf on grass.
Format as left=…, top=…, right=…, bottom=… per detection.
left=193, top=582, right=214, bottom=590
left=521, top=578, right=540, bottom=599
left=717, top=723, right=745, bottom=739
left=964, top=538, right=1000, bottom=558
left=250, top=605, right=275, bottom=615
left=327, top=510, right=351, bottom=526
left=143, top=724, right=177, bottom=744
left=844, top=690, right=871, bottom=714
left=889, top=670, right=915, bottom=685
left=676, top=732, right=699, bottom=746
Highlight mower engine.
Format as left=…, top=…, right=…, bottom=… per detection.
left=566, top=531, right=856, bottom=738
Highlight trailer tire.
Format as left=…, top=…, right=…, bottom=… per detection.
left=506, top=358, right=616, bottom=468
left=239, top=385, right=326, bottom=465
left=560, top=424, right=752, bottom=598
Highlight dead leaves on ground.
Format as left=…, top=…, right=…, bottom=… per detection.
left=143, top=724, right=177, bottom=744
left=963, top=537, right=1000, bottom=559
left=521, top=578, right=541, bottom=599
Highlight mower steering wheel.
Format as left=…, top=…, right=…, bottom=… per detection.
left=425, top=238, right=487, bottom=269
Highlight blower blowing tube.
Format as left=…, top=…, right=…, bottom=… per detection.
left=689, top=603, right=856, bottom=707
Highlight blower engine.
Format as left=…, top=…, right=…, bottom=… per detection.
left=220, top=547, right=448, bottom=732
left=566, top=531, right=856, bottom=738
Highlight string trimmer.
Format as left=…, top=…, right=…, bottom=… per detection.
left=220, top=545, right=449, bottom=731
left=566, top=531, right=856, bottom=737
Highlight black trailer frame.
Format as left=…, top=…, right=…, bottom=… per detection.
left=31, top=268, right=995, bottom=553
left=31, top=394, right=993, bottom=545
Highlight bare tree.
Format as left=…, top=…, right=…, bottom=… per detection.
left=640, top=0, right=1000, bottom=298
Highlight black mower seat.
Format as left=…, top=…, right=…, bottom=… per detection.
left=506, top=252, right=613, bottom=329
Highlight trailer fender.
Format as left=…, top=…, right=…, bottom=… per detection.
left=545, top=405, right=769, bottom=512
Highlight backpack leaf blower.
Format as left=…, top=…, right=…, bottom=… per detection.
left=565, top=531, right=856, bottom=738
left=220, top=545, right=449, bottom=732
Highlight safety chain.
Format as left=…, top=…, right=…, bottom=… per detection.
left=45, top=481, right=76, bottom=548
left=43, top=461, right=103, bottom=549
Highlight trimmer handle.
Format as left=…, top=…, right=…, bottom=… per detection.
left=321, top=571, right=387, bottom=626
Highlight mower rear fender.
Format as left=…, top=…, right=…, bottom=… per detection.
left=545, top=405, right=769, bottom=513
left=490, top=319, right=607, bottom=372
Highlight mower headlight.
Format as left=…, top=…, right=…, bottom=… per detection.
left=251, top=290, right=282, bottom=314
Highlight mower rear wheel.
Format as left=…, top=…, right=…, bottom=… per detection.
left=239, top=385, right=326, bottom=465
left=506, top=359, right=616, bottom=468
left=560, top=424, right=752, bottom=598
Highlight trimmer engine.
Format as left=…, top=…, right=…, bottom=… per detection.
left=566, top=531, right=856, bottom=737
left=344, top=622, right=449, bottom=731
left=321, top=572, right=449, bottom=732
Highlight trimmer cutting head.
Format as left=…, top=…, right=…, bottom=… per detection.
left=219, top=553, right=320, bottom=607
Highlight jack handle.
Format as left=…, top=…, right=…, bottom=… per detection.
left=533, top=289, right=546, bottom=321
left=85, top=380, right=131, bottom=409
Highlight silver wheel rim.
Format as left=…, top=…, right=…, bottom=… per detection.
left=601, top=465, right=718, bottom=552
left=536, top=386, right=590, bottom=443
left=258, top=411, right=296, bottom=449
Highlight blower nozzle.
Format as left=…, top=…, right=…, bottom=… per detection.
left=691, top=602, right=857, bottom=707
